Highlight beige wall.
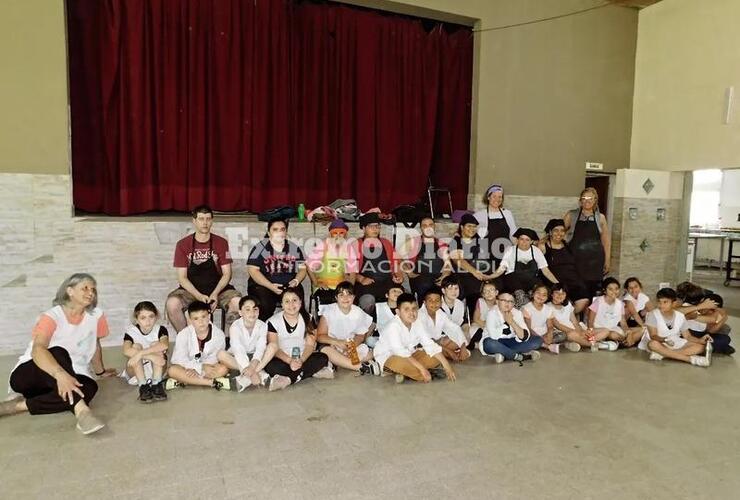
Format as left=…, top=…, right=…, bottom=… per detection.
left=0, top=0, right=69, bottom=175
left=0, top=0, right=638, bottom=199
left=631, top=0, right=740, bottom=170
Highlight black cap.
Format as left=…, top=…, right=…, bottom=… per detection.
left=513, top=228, right=539, bottom=241
left=544, top=218, right=565, bottom=234
left=459, top=213, right=478, bottom=226
left=359, top=212, right=381, bottom=228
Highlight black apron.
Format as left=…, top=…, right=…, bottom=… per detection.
left=544, top=243, right=589, bottom=300
left=186, top=234, right=222, bottom=296
left=569, top=209, right=605, bottom=282
left=486, top=207, right=511, bottom=269
left=410, top=239, right=445, bottom=302
left=505, top=247, right=539, bottom=293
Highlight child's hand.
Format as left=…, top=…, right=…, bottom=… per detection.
left=152, top=342, right=168, bottom=353
left=185, top=368, right=199, bottom=378
left=701, top=335, right=713, bottom=345
left=289, top=359, right=303, bottom=372
left=419, top=368, right=432, bottom=383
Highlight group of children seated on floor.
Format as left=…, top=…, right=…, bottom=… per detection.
left=121, top=276, right=730, bottom=402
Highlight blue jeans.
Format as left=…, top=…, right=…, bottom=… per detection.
left=482, top=336, right=543, bottom=360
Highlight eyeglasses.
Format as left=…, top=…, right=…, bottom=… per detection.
left=580, top=196, right=595, bottom=201
left=497, top=298, right=515, bottom=304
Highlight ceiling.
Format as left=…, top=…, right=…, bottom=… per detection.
left=606, top=0, right=663, bottom=8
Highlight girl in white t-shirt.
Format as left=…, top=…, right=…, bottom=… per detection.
left=217, top=296, right=278, bottom=391
left=470, top=281, right=498, bottom=349
left=317, top=282, right=380, bottom=375
left=121, top=301, right=170, bottom=402
left=440, top=276, right=470, bottom=338
left=587, top=277, right=633, bottom=351
left=523, top=283, right=560, bottom=354
left=622, top=277, right=654, bottom=328
left=549, top=283, right=591, bottom=352
left=643, top=288, right=711, bottom=367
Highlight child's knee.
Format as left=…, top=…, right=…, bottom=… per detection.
left=647, top=340, right=660, bottom=351
left=214, top=364, right=229, bottom=377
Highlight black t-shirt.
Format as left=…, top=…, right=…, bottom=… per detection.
left=123, top=324, right=169, bottom=343
left=247, top=239, right=305, bottom=286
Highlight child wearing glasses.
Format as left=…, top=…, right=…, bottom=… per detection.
left=316, top=282, right=381, bottom=375
left=166, top=301, right=237, bottom=391
left=479, top=292, right=542, bottom=363
left=215, top=296, right=278, bottom=391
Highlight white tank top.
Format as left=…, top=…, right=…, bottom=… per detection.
left=124, top=323, right=167, bottom=348
left=13, top=306, right=103, bottom=379
left=268, top=312, right=307, bottom=356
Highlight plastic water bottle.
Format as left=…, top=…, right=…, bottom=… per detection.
left=291, top=347, right=301, bottom=359
left=298, top=203, right=306, bottom=221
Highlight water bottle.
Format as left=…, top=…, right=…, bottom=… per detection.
left=297, top=203, right=306, bottom=221
left=291, top=347, right=301, bottom=359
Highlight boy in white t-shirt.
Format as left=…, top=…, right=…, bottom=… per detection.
left=643, top=288, right=712, bottom=367
left=316, top=282, right=380, bottom=375
left=166, top=301, right=238, bottom=391
left=216, top=296, right=278, bottom=391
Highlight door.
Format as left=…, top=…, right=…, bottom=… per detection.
left=585, top=175, right=610, bottom=217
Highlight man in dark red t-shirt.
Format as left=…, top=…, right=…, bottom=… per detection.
left=165, top=205, right=241, bottom=333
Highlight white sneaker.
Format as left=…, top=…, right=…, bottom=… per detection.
left=235, top=375, right=251, bottom=393
left=690, top=355, right=709, bottom=367
left=493, top=353, right=505, bottom=364
left=268, top=375, right=291, bottom=391
left=547, top=344, right=560, bottom=355
left=649, top=352, right=664, bottom=361
left=564, top=342, right=581, bottom=352
left=395, top=373, right=405, bottom=384
left=597, top=341, right=619, bottom=351
left=259, top=370, right=270, bottom=386
left=312, top=366, right=335, bottom=379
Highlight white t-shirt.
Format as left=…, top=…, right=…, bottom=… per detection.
left=473, top=208, right=518, bottom=239
left=373, top=316, right=442, bottom=369
left=499, top=245, right=548, bottom=274
left=475, top=298, right=497, bottom=323
left=623, top=292, right=650, bottom=317
left=441, top=298, right=466, bottom=326
left=375, top=302, right=396, bottom=333
left=417, top=307, right=467, bottom=347
left=551, top=302, right=575, bottom=329
left=589, top=296, right=624, bottom=332
left=523, top=302, right=554, bottom=336
left=229, top=318, right=268, bottom=370
left=481, top=306, right=527, bottom=347
left=639, top=310, right=689, bottom=351
left=267, top=312, right=308, bottom=357
left=321, top=303, right=373, bottom=340
left=171, top=324, right=226, bottom=373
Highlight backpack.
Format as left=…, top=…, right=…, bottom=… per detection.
left=258, top=205, right=297, bottom=222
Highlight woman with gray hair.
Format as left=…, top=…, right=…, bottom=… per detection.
left=1, top=273, right=116, bottom=434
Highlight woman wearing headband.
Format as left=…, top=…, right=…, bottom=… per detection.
left=562, top=188, right=611, bottom=300
left=473, top=184, right=518, bottom=270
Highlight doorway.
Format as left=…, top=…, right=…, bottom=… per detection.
left=585, top=174, right=611, bottom=217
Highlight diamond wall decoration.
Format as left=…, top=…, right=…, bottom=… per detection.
left=639, top=239, right=650, bottom=252
left=642, top=178, right=654, bottom=194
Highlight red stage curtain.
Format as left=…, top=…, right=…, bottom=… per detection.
left=66, top=0, right=473, bottom=215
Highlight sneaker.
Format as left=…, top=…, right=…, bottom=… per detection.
left=649, top=352, right=664, bottom=361
left=359, top=360, right=382, bottom=376
left=430, top=368, right=447, bottom=380
left=705, top=340, right=713, bottom=366
left=597, top=341, right=619, bottom=351
left=212, top=377, right=238, bottom=391
left=0, top=397, right=24, bottom=418
left=394, top=373, right=405, bottom=384
left=138, top=383, right=154, bottom=403
left=235, top=375, right=251, bottom=393
left=564, top=342, right=581, bottom=353
left=312, top=366, right=335, bottom=379
left=259, top=370, right=270, bottom=386
left=151, top=381, right=168, bottom=401
left=164, top=378, right=185, bottom=391
left=268, top=375, right=291, bottom=392
left=522, top=351, right=541, bottom=361
left=547, top=344, right=560, bottom=355
left=76, top=410, right=105, bottom=435
left=690, top=355, right=709, bottom=367
left=492, top=353, right=505, bottom=364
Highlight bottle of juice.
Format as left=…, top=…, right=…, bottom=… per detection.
left=297, top=203, right=306, bottom=221
left=347, top=339, right=360, bottom=365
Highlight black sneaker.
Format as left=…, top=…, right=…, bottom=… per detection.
left=212, top=377, right=238, bottom=391
left=430, top=368, right=447, bottom=380
left=359, top=360, right=381, bottom=376
left=138, top=383, right=154, bottom=403
left=151, top=381, right=168, bottom=401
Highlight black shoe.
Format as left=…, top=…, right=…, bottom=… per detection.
left=430, top=368, right=447, bottom=380
left=151, top=381, right=168, bottom=401
left=138, top=383, right=154, bottom=403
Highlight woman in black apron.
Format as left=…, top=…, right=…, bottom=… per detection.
left=489, top=228, right=559, bottom=307
left=406, top=216, right=451, bottom=304
left=539, top=219, right=590, bottom=313
left=451, top=213, right=496, bottom=316
left=473, top=184, right=517, bottom=271
left=563, top=188, right=611, bottom=300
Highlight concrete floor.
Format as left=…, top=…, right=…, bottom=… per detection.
left=1, top=336, right=739, bottom=500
